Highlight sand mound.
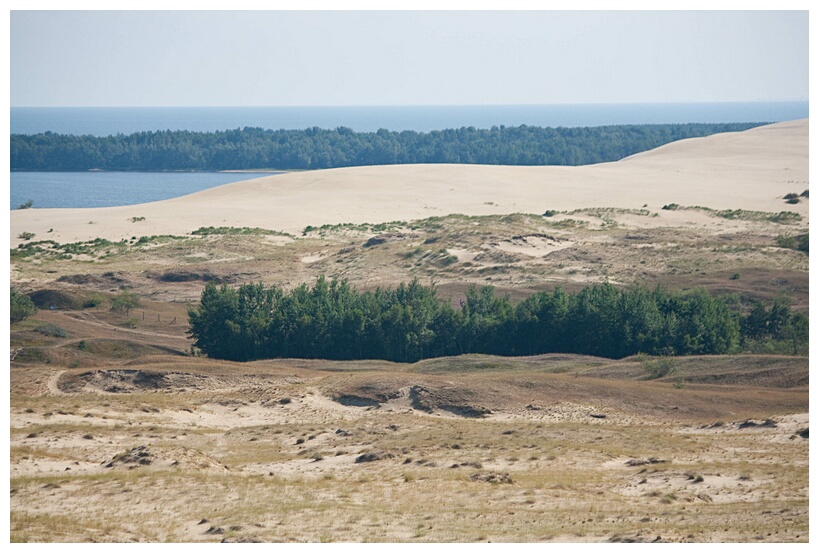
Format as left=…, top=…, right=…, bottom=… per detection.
left=59, top=369, right=211, bottom=394
left=494, top=233, right=573, bottom=257
left=10, top=120, right=808, bottom=247
left=103, top=444, right=229, bottom=472
left=28, top=289, right=86, bottom=310
left=329, top=379, right=495, bottom=418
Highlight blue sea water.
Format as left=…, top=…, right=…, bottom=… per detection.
left=10, top=172, right=282, bottom=210
left=10, top=102, right=808, bottom=136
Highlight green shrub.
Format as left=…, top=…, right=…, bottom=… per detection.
left=16, top=200, right=33, bottom=210
left=17, top=232, right=35, bottom=241
left=110, top=291, right=140, bottom=314
left=83, top=293, right=107, bottom=308
left=10, top=288, right=37, bottom=323
left=440, top=254, right=458, bottom=266
left=766, top=211, right=802, bottom=224
left=642, top=357, right=676, bottom=380
left=776, top=234, right=809, bottom=254
left=35, top=323, right=68, bottom=338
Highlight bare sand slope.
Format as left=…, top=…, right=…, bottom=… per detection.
left=10, top=119, right=808, bottom=247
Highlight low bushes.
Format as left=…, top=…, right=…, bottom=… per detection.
left=10, top=288, right=36, bottom=323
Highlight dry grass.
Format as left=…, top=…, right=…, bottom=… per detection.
left=9, top=348, right=809, bottom=542
left=9, top=133, right=809, bottom=541
left=11, top=209, right=809, bottom=310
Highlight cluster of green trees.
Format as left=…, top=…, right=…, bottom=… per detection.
left=11, top=123, right=763, bottom=171
left=10, top=288, right=37, bottom=323
left=187, top=278, right=807, bottom=362
left=740, top=297, right=809, bottom=355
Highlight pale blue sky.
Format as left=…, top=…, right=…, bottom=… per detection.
left=10, top=10, right=809, bottom=107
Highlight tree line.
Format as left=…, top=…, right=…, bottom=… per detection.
left=186, top=278, right=807, bottom=363
left=11, top=123, right=764, bottom=171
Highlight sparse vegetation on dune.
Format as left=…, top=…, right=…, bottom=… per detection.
left=192, top=226, right=293, bottom=237
left=303, top=220, right=408, bottom=236
left=9, top=269, right=810, bottom=543
left=660, top=205, right=803, bottom=224
left=8, top=346, right=809, bottom=542
left=8, top=145, right=809, bottom=543
left=9, top=207, right=808, bottom=308
left=776, top=233, right=808, bottom=254
left=11, top=234, right=190, bottom=262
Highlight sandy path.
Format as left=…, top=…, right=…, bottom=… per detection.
left=35, top=310, right=190, bottom=351
left=46, top=370, right=67, bottom=396
left=10, top=120, right=808, bottom=247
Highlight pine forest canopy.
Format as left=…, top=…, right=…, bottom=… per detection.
left=187, top=278, right=807, bottom=363
left=11, top=122, right=765, bottom=172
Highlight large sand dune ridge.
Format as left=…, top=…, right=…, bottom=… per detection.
left=10, top=119, right=808, bottom=246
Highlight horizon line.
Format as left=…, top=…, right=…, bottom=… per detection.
left=10, top=100, right=809, bottom=109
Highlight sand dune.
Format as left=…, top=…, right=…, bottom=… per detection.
left=10, top=119, right=808, bottom=246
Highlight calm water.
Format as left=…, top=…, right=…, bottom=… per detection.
left=10, top=102, right=808, bottom=136
left=10, top=172, right=282, bottom=210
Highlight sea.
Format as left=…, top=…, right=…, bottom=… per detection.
left=10, top=171, right=283, bottom=210
left=10, top=102, right=809, bottom=209
left=10, top=102, right=808, bottom=136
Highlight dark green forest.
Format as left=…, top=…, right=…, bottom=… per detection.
left=11, top=123, right=764, bottom=171
left=187, top=278, right=807, bottom=363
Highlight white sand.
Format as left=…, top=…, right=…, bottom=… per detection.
left=10, top=119, right=808, bottom=247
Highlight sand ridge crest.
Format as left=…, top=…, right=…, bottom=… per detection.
left=10, top=120, right=808, bottom=246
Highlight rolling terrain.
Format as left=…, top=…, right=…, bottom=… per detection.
left=9, top=120, right=809, bottom=542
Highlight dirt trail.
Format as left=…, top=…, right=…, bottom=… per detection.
left=35, top=310, right=191, bottom=351
left=46, top=370, right=67, bottom=396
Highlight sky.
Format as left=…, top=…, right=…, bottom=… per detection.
left=7, top=8, right=811, bottom=107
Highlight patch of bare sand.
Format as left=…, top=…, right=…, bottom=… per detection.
left=447, top=248, right=480, bottom=263
left=11, top=359, right=809, bottom=542
left=494, top=234, right=574, bottom=257
left=300, top=252, right=327, bottom=264
left=11, top=120, right=808, bottom=247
